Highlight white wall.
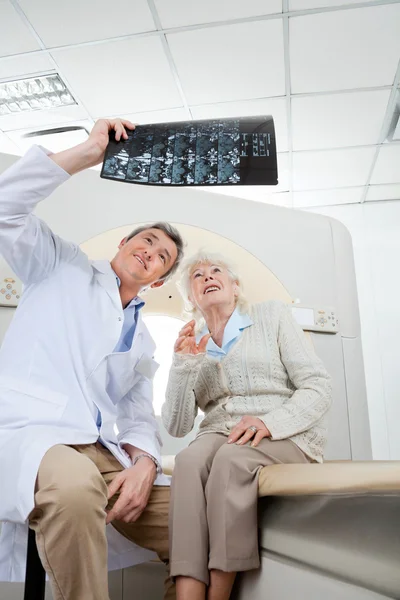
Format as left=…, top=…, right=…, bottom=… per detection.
left=307, top=200, right=400, bottom=460
left=0, top=309, right=14, bottom=344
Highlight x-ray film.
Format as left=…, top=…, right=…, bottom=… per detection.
left=100, top=116, right=278, bottom=187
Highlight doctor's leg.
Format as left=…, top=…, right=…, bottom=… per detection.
left=30, top=443, right=109, bottom=600
left=95, top=441, right=175, bottom=600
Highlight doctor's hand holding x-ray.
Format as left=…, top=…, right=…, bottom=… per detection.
left=51, top=117, right=134, bottom=174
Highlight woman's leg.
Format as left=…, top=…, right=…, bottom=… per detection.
left=208, top=570, right=237, bottom=600
left=206, top=438, right=309, bottom=589
left=169, top=433, right=227, bottom=598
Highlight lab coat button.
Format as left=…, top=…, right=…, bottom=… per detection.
left=118, top=317, right=122, bottom=321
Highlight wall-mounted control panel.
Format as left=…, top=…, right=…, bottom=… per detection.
left=291, top=305, right=339, bottom=334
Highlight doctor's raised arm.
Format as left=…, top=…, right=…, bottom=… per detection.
left=0, top=119, right=134, bottom=285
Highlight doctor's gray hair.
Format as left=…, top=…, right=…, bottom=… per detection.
left=177, top=250, right=248, bottom=320
left=125, top=222, right=184, bottom=281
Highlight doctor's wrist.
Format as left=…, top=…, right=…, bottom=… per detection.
left=50, top=139, right=102, bottom=175
left=132, top=453, right=161, bottom=475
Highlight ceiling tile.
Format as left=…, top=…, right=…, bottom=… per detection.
left=292, top=89, right=390, bottom=151
left=115, top=107, right=191, bottom=124
left=290, top=4, right=400, bottom=93
left=0, top=53, right=53, bottom=81
left=167, top=20, right=285, bottom=105
left=276, top=152, right=290, bottom=192
left=155, top=0, right=282, bottom=28
left=0, top=131, right=21, bottom=156
left=0, top=1, right=40, bottom=57
left=18, top=0, right=156, bottom=47
left=52, top=37, right=182, bottom=116
left=289, top=0, right=375, bottom=9
left=370, top=144, right=400, bottom=185
left=195, top=187, right=292, bottom=207
left=190, top=96, right=288, bottom=152
left=0, top=104, right=91, bottom=132
left=366, top=183, right=400, bottom=202
left=293, top=146, right=375, bottom=190
left=293, top=186, right=363, bottom=208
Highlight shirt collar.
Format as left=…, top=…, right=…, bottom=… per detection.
left=197, top=307, right=253, bottom=350
left=112, top=269, right=145, bottom=311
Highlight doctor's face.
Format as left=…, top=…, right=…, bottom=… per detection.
left=112, top=228, right=178, bottom=290
left=189, top=262, right=238, bottom=313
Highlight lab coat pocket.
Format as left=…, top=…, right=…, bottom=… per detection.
left=0, top=378, right=67, bottom=427
left=135, top=354, right=159, bottom=380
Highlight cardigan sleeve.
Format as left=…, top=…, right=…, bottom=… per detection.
left=161, top=352, right=205, bottom=437
left=259, top=303, right=332, bottom=440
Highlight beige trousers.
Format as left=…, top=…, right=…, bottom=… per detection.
left=29, top=442, right=174, bottom=600
left=169, top=433, right=310, bottom=585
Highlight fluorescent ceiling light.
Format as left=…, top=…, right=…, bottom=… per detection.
left=0, top=74, right=76, bottom=115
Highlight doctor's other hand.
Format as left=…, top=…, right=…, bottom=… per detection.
left=174, top=320, right=211, bottom=355
left=106, top=458, right=155, bottom=524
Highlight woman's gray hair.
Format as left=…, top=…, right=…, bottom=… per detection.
left=177, top=250, right=248, bottom=321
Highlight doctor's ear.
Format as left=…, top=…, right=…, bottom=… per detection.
left=118, top=237, right=127, bottom=250
left=150, top=280, right=164, bottom=289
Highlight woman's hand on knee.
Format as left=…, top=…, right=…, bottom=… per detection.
left=227, top=417, right=271, bottom=447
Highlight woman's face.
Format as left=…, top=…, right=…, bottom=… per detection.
left=189, top=262, right=237, bottom=313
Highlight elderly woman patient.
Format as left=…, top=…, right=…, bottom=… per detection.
left=161, top=251, right=332, bottom=600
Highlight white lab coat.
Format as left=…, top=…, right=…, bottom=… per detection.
left=0, top=146, right=170, bottom=581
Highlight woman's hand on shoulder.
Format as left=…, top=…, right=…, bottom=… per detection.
left=174, top=320, right=211, bottom=355
left=228, top=416, right=271, bottom=447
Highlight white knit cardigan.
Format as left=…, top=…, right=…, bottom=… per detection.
left=162, top=300, right=332, bottom=462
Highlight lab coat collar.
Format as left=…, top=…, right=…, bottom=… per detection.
left=92, top=260, right=122, bottom=313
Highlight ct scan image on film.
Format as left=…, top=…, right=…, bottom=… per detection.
left=100, top=116, right=278, bottom=187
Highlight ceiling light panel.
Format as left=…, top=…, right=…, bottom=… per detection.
left=167, top=20, right=285, bottom=105
left=154, top=0, right=282, bottom=28
left=0, top=1, right=40, bottom=57
left=17, top=0, right=156, bottom=47
left=0, top=74, right=76, bottom=116
left=291, top=89, right=391, bottom=151
left=290, top=4, right=400, bottom=94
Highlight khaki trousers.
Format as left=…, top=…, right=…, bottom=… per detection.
left=169, top=433, right=310, bottom=585
left=29, top=442, right=174, bottom=600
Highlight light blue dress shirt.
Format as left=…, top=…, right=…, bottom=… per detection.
left=96, top=272, right=145, bottom=429
left=196, top=307, right=253, bottom=361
